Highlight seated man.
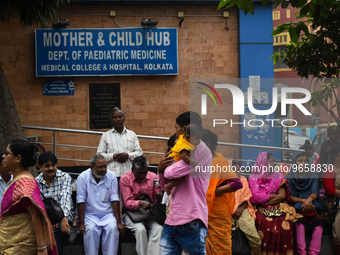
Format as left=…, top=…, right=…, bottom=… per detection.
left=77, top=154, right=125, bottom=255
left=36, top=151, right=74, bottom=255
left=120, top=156, right=163, bottom=255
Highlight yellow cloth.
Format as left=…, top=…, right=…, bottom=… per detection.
left=169, top=135, right=195, bottom=162
left=0, top=176, right=57, bottom=255
left=280, top=202, right=303, bottom=222
left=0, top=213, right=37, bottom=254
left=237, top=209, right=262, bottom=255
left=206, top=152, right=238, bottom=255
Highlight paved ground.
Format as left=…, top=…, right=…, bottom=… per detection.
left=63, top=232, right=334, bottom=255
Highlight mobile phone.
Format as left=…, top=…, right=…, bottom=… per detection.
left=153, top=179, right=160, bottom=187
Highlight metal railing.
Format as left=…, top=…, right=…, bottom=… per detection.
left=23, top=125, right=301, bottom=167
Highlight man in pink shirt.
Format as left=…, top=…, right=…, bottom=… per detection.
left=120, top=156, right=164, bottom=255
left=158, top=111, right=212, bottom=255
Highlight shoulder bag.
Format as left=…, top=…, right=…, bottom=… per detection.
left=124, top=194, right=153, bottom=223
left=321, top=194, right=339, bottom=223
left=41, top=192, right=65, bottom=225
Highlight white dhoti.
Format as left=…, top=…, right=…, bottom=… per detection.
left=84, top=214, right=119, bottom=255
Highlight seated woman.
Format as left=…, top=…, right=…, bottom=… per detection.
left=323, top=143, right=340, bottom=254
left=0, top=139, right=57, bottom=255
left=202, top=129, right=242, bottom=255
left=232, top=160, right=261, bottom=255
left=287, top=152, right=326, bottom=255
left=249, top=152, right=295, bottom=255
left=304, top=144, right=320, bottom=166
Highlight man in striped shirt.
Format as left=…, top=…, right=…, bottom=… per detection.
left=97, top=107, right=143, bottom=177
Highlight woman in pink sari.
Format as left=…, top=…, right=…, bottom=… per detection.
left=0, top=139, right=57, bottom=255
left=248, top=152, right=295, bottom=255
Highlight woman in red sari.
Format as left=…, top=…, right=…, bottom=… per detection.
left=249, top=152, right=295, bottom=255
left=0, top=139, right=57, bottom=255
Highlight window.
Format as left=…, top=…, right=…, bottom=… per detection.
left=273, top=11, right=280, bottom=20
left=273, top=32, right=290, bottom=70
left=273, top=32, right=290, bottom=45
left=273, top=45, right=288, bottom=69
left=286, top=9, right=290, bottom=18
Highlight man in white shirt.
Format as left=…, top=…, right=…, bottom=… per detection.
left=0, top=153, right=12, bottom=206
left=77, top=154, right=125, bottom=255
left=97, top=107, right=143, bottom=177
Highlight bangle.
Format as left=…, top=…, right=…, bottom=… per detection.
left=37, top=244, right=47, bottom=251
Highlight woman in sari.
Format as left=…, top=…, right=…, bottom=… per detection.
left=202, top=129, right=242, bottom=255
left=232, top=160, right=261, bottom=255
left=287, top=151, right=325, bottom=255
left=0, top=139, right=57, bottom=255
left=304, top=144, right=320, bottom=166
left=323, top=143, right=340, bottom=254
left=249, top=152, right=295, bottom=255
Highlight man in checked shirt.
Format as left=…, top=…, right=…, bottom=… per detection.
left=36, top=151, right=75, bottom=255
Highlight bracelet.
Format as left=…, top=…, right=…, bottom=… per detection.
left=37, top=244, right=47, bottom=252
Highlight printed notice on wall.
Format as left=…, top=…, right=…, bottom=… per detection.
left=43, top=80, right=75, bottom=95
left=89, top=83, right=120, bottom=130
left=35, top=28, right=178, bottom=77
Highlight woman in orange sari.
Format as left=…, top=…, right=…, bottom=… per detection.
left=0, top=140, right=57, bottom=255
left=203, top=130, right=242, bottom=255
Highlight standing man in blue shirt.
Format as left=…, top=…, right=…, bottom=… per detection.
left=77, top=154, right=125, bottom=255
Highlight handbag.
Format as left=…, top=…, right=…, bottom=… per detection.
left=151, top=201, right=166, bottom=225
left=321, top=194, right=339, bottom=223
left=41, top=192, right=65, bottom=225
left=232, top=220, right=252, bottom=255
left=124, top=194, right=153, bottom=223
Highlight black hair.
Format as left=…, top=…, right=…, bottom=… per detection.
left=330, top=143, right=340, bottom=164
left=186, top=125, right=202, bottom=139
left=176, top=111, right=202, bottom=129
left=267, top=152, right=274, bottom=160
left=167, top=134, right=177, bottom=148
left=202, top=129, right=218, bottom=154
left=0, top=153, right=4, bottom=165
left=9, top=139, right=37, bottom=168
left=294, top=152, right=307, bottom=163
left=38, top=151, right=57, bottom=166
left=132, top=156, right=149, bottom=170
left=304, top=144, right=314, bottom=151
left=232, top=160, right=241, bottom=167
left=303, top=139, right=311, bottom=146
left=110, top=107, right=125, bottom=118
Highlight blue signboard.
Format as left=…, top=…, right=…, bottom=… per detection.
left=43, top=80, right=75, bottom=95
left=35, top=28, right=178, bottom=76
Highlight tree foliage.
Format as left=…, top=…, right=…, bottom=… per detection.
left=219, top=0, right=340, bottom=124
left=0, top=0, right=74, bottom=151
left=0, top=0, right=74, bottom=27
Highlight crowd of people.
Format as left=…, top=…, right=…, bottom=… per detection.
left=0, top=109, right=340, bottom=255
